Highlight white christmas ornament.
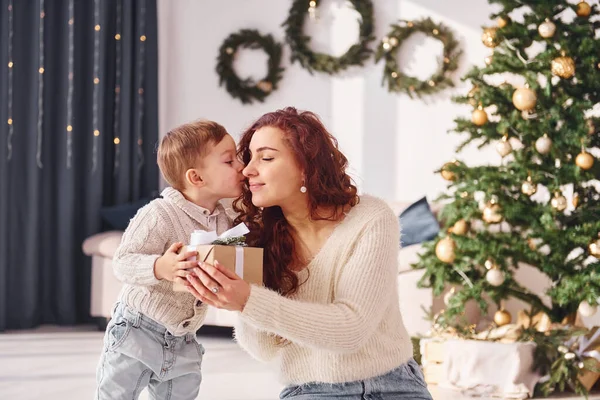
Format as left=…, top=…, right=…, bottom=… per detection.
left=496, top=139, right=513, bottom=157
left=538, top=19, right=556, bottom=38
left=486, top=269, right=505, bottom=286
left=578, top=300, right=598, bottom=317
left=535, top=134, right=553, bottom=155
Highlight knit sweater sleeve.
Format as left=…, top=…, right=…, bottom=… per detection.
left=233, top=319, right=281, bottom=362
left=112, top=202, right=170, bottom=286
left=239, top=207, right=399, bottom=353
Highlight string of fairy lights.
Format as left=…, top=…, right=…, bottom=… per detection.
left=136, top=0, right=147, bottom=174
left=4, top=2, right=148, bottom=174
left=6, top=0, right=14, bottom=161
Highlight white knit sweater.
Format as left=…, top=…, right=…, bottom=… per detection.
left=113, top=187, right=232, bottom=336
left=234, top=195, right=413, bottom=384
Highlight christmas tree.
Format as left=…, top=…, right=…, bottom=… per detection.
left=414, top=0, right=600, bottom=394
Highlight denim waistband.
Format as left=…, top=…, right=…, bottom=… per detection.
left=114, top=302, right=196, bottom=341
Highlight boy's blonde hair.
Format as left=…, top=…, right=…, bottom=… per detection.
left=157, top=120, right=228, bottom=190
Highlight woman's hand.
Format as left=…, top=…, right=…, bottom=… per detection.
left=186, top=260, right=251, bottom=312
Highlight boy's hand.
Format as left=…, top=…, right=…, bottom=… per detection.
left=153, top=242, right=198, bottom=283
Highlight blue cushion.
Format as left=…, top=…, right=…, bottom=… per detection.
left=100, top=197, right=152, bottom=231
left=399, top=197, right=440, bottom=247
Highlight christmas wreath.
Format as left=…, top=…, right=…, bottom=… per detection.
left=282, top=0, right=375, bottom=74
left=375, top=18, right=462, bottom=97
left=216, top=29, right=284, bottom=104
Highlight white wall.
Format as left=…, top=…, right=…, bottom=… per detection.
left=157, top=0, right=504, bottom=202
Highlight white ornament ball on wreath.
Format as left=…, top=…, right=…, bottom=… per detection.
left=578, top=300, right=598, bottom=317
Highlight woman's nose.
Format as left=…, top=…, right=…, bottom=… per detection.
left=243, top=162, right=256, bottom=177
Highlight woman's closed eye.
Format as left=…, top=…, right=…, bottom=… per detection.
left=262, top=157, right=274, bottom=161
left=225, top=160, right=234, bottom=164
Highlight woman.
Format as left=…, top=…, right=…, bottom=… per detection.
left=185, top=107, right=432, bottom=399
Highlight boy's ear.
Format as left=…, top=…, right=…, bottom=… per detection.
left=185, top=168, right=205, bottom=188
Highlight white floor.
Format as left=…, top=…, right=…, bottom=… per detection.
left=0, top=326, right=596, bottom=400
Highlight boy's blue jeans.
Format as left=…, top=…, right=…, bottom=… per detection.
left=95, top=302, right=204, bottom=400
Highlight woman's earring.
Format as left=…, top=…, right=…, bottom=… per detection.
left=300, top=186, right=307, bottom=193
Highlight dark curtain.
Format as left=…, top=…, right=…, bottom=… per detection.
left=0, top=0, right=159, bottom=331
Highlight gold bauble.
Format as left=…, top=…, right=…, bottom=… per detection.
left=572, top=193, right=580, bottom=208
left=435, top=237, right=457, bottom=263
left=441, top=162, right=457, bottom=181
left=538, top=19, right=556, bottom=38
left=575, top=151, right=594, bottom=170
left=551, top=56, right=576, bottom=79
left=521, top=176, right=537, bottom=196
left=494, top=309, right=512, bottom=326
left=481, top=27, right=499, bottom=48
left=551, top=192, right=567, bottom=211
left=589, top=235, right=600, bottom=257
left=472, top=108, right=488, bottom=126
left=483, top=202, right=503, bottom=224
left=587, top=120, right=595, bottom=135
left=576, top=1, right=592, bottom=18
left=467, top=86, right=479, bottom=106
left=256, top=80, right=273, bottom=93
left=452, top=219, right=469, bottom=236
left=512, top=87, right=537, bottom=111
left=497, top=16, right=511, bottom=28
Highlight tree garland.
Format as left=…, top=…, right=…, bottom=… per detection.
left=216, top=29, right=284, bottom=104
left=282, top=0, right=375, bottom=75
left=375, top=18, right=462, bottom=97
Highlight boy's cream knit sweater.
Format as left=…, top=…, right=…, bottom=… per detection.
left=234, top=195, right=413, bottom=384
left=112, top=187, right=232, bottom=336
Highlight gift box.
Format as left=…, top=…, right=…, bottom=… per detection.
left=575, top=327, right=600, bottom=391
left=420, top=337, right=540, bottom=399
left=173, top=224, right=263, bottom=292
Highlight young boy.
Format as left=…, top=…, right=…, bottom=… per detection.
left=95, top=120, right=244, bottom=400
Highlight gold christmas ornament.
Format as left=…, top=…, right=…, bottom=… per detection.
left=440, top=161, right=458, bottom=181
left=538, top=19, right=556, bottom=38
left=512, top=87, right=537, bottom=111
left=256, top=80, right=273, bottom=93
left=481, top=27, right=499, bottom=48
left=535, top=134, right=553, bottom=155
left=551, top=192, right=567, bottom=211
left=576, top=1, right=592, bottom=18
left=496, top=135, right=512, bottom=157
left=483, top=202, right=503, bottom=224
left=589, top=234, right=600, bottom=257
left=572, top=193, right=580, bottom=208
left=435, top=237, right=457, bottom=263
left=587, top=119, right=595, bottom=135
left=575, top=150, right=594, bottom=170
left=472, top=106, right=488, bottom=126
left=494, top=309, right=512, bottom=326
left=467, top=86, right=479, bottom=106
left=578, top=300, right=598, bottom=317
left=497, top=16, right=511, bottom=28
left=452, top=219, right=469, bottom=236
left=484, top=54, right=494, bottom=66
left=521, top=176, right=537, bottom=196
left=551, top=56, right=576, bottom=79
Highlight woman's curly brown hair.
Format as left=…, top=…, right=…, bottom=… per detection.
left=233, top=107, right=358, bottom=296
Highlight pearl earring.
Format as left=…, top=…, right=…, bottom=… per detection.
left=300, top=186, right=307, bottom=193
